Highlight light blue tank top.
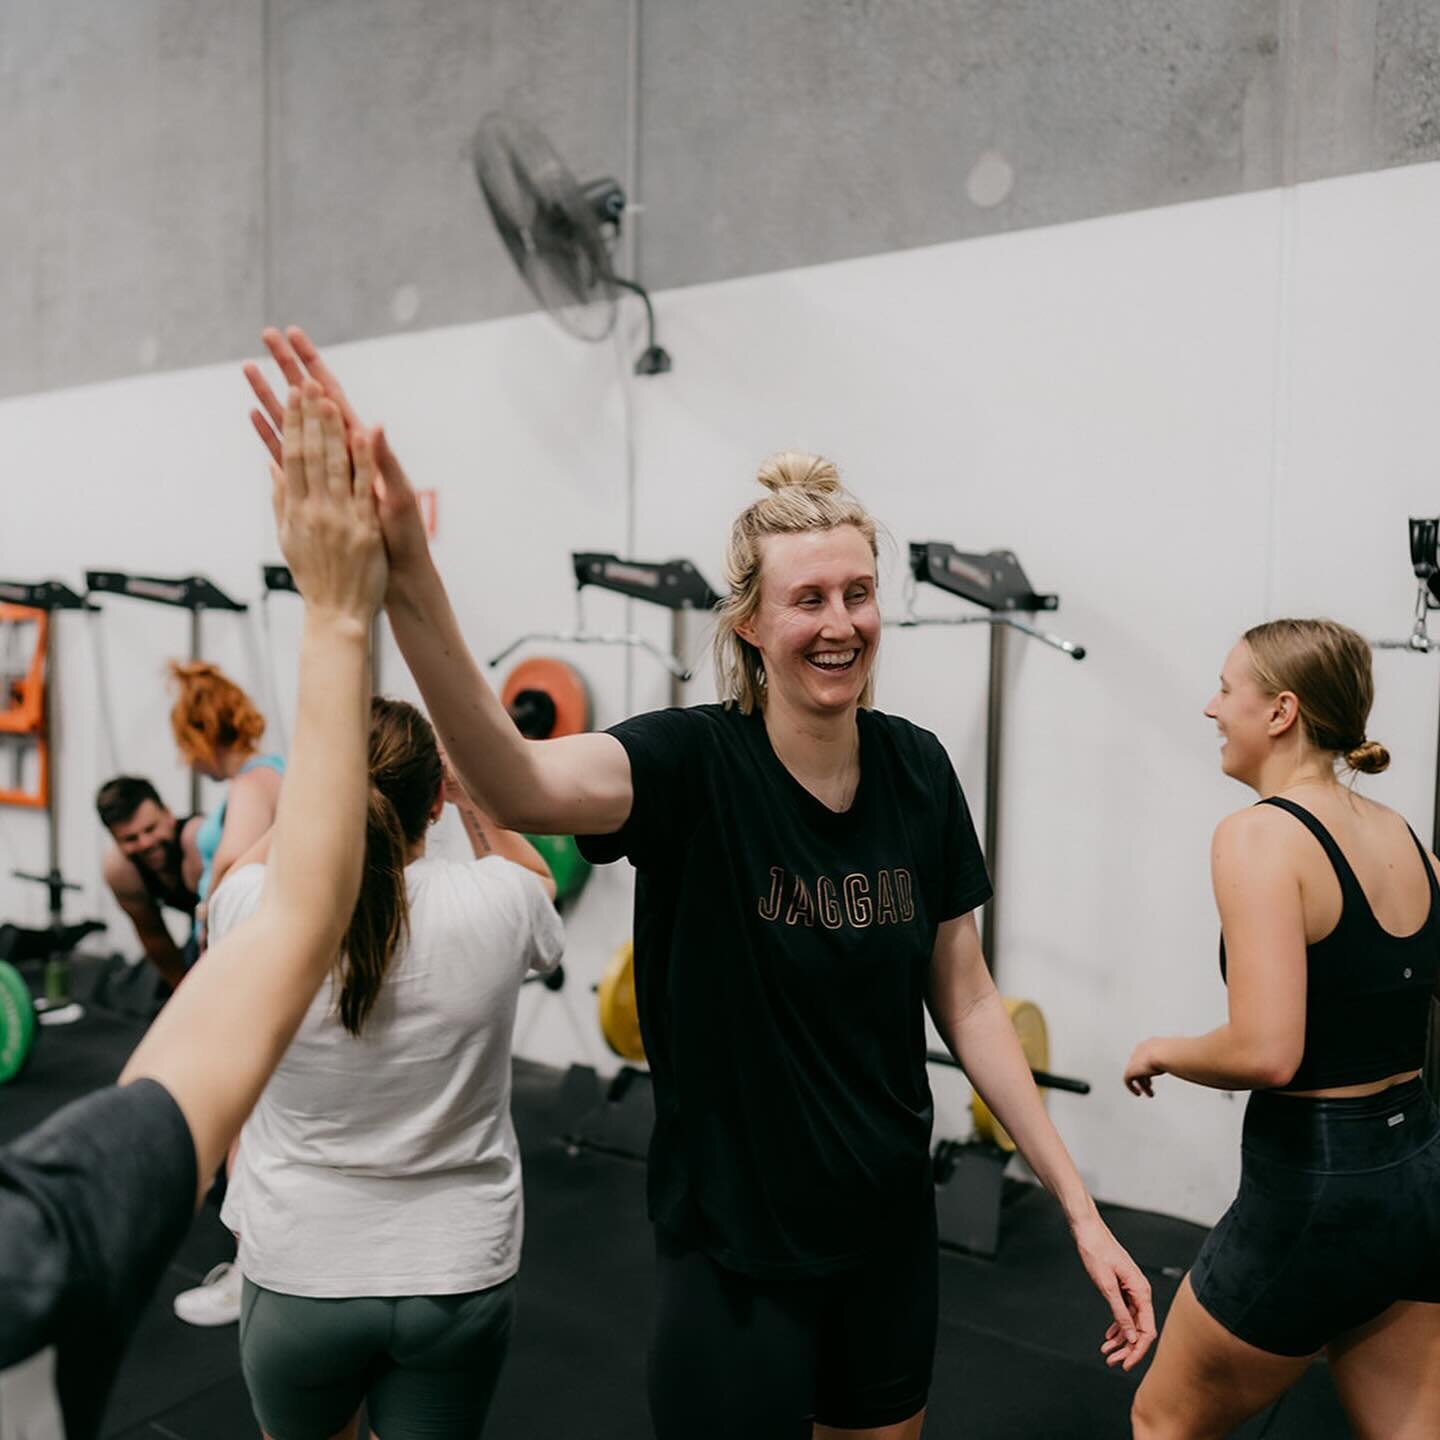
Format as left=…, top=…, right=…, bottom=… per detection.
left=196, top=753, right=286, bottom=902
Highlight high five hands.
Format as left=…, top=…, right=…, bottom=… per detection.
left=272, top=381, right=387, bottom=625
left=245, top=327, right=430, bottom=585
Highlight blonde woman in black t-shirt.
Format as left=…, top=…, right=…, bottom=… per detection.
left=1124, top=620, right=1440, bottom=1440
left=245, top=330, right=1155, bottom=1440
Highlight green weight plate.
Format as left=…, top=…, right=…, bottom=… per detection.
left=525, top=834, right=592, bottom=904
left=0, top=959, right=36, bottom=1085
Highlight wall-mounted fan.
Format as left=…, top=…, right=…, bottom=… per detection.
left=471, top=113, right=671, bottom=375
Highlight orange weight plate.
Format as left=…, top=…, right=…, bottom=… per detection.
left=501, top=657, right=592, bottom=740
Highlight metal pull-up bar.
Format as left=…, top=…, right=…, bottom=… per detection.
left=85, top=571, right=249, bottom=812
left=1372, top=516, right=1440, bottom=1104
left=885, top=543, right=1086, bottom=971
left=0, top=578, right=98, bottom=887
left=261, top=565, right=382, bottom=707
left=488, top=552, right=721, bottom=705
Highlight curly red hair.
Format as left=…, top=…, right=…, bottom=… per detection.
left=168, top=661, right=266, bottom=771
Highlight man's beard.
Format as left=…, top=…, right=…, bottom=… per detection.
left=140, top=833, right=182, bottom=877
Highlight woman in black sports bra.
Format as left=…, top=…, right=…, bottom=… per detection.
left=1123, top=618, right=1440, bottom=1440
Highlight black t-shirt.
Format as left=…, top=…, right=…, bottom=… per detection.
left=578, top=704, right=991, bottom=1277
left=0, top=1079, right=196, bottom=1440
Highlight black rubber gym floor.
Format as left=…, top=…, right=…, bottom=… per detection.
left=1, top=962, right=1354, bottom=1440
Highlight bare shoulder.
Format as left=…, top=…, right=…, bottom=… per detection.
left=178, top=814, right=205, bottom=856
left=238, top=765, right=283, bottom=793
left=1211, top=809, right=1306, bottom=923
left=1211, top=806, right=1310, bottom=892
left=232, top=765, right=283, bottom=807
left=101, top=845, right=146, bottom=901
left=1211, top=804, right=1292, bottom=857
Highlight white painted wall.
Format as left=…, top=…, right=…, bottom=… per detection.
left=3, top=160, right=1438, bottom=1224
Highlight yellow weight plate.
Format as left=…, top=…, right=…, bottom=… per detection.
left=598, top=941, right=646, bottom=1062
left=971, top=997, right=1049, bottom=1152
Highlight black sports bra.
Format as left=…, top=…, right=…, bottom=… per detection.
left=1219, top=796, right=1440, bottom=1090
left=136, top=813, right=201, bottom=917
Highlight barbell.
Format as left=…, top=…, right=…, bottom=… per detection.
left=594, top=947, right=1090, bottom=1150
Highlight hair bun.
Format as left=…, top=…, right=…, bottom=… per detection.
left=1345, top=739, right=1390, bottom=775
left=756, top=451, right=840, bottom=495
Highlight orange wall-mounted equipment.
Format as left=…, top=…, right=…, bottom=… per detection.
left=0, top=604, right=49, bottom=810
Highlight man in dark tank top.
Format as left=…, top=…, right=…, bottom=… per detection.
left=96, top=776, right=204, bottom=990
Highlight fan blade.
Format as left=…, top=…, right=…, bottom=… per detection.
left=472, top=114, right=618, bottom=342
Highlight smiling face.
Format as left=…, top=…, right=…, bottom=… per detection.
left=1204, top=640, right=1295, bottom=782
left=109, top=799, right=177, bottom=874
left=736, top=525, right=880, bottom=718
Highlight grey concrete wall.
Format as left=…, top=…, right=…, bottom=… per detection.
left=3, top=0, right=1438, bottom=400
left=0, top=0, right=266, bottom=396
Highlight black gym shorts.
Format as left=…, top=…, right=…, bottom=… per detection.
left=1190, top=1076, right=1440, bottom=1356
left=647, top=1200, right=938, bottom=1440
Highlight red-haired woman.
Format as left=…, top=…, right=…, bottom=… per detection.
left=169, top=660, right=286, bottom=921
left=167, top=660, right=285, bottom=1327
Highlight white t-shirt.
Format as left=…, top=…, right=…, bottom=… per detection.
left=212, top=854, right=564, bottom=1297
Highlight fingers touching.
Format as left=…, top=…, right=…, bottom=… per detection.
left=301, top=382, right=327, bottom=493
left=286, top=328, right=361, bottom=430
left=321, top=397, right=350, bottom=501
left=247, top=328, right=422, bottom=589
left=281, top=387, right=306, bottom=502
left=271, top=384, right=386, bottom=620
left=262, top=326, right=306, bottom=388
left=352, top=426, right=382, bottom=519
left=245, top=325, right=357, bottom=463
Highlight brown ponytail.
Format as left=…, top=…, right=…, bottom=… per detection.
left=336, top=697, right=444, bottom=1036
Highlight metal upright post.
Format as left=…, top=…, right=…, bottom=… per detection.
left=85, top=572, right=249, bottom=816
left=190, top=606, right=203, bottom=812
left=45, top=619, right=59, bottom=884
left=1428, top=683, right=1440, bottom=1104
left=669, top=611, right=685, bottom=709
left=1431, top=670, right=1440, bottom=859
left=982, top=621, right=1007, bottom=967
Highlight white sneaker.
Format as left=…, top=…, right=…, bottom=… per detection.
left=172, top=1261, right=242, bottom=1327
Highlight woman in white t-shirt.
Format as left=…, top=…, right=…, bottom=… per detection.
left=209, top=695, right=564, bottom=1440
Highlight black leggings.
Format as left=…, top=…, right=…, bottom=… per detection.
left=648, top=1205, right=937, bottom=1440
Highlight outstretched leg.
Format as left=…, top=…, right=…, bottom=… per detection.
left=1130, top=1277, right=1312, bottom=1440
left=1326, top=1301, right=1440, bottom=1440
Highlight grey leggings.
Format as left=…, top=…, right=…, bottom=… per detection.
left=239, top=1277, right=516, bottom=1440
